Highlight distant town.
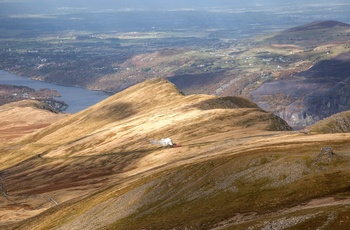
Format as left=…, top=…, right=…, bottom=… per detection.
left=0, top=84, right=67, bottom=111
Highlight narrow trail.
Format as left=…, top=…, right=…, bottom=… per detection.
left=49, top=197, right=59, bottom=206
left=0, top=172, right=9, bottom=200
left=0, top=171, right=58, bottom=206
left=212, top=196, right=350, bottom=230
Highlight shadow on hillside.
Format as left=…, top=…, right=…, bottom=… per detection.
left=93, top=102, right=136, bottom=122
left=192, top=97, right=258, bottom=110
left=0, top=146, right=155, bottom=196
left=168, top=72, right=226, bottom=94
left=297, top=53, right=350, bottom=79
left=249, top=56, right=350, bottom=126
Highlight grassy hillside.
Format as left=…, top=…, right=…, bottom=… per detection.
left=309, top=110, right=350, bottom=133
left=0, top=100, right=66, bottom=167
left=10, top=78, right=291, bottom=159
left=6, top=131, right=350, bottom=230
left=1, top=79, right=350, bottom=229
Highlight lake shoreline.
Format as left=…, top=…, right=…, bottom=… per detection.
left=0, top=84, right=69, bottom=112
left=0, top=70, right=111, bottom=113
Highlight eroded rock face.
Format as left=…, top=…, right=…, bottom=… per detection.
left=250, top=52, right=350, bottom=127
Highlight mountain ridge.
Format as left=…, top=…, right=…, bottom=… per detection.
left=285, top=20, right=350, bottom=32
left=18, top=78, right=291, bottom=159
left=0, top=78, right=350, bottom=229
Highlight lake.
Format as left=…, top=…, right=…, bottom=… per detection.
left=0, top=70, right=111, bottom=113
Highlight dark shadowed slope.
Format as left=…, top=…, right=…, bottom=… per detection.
left=249, top=20, right=350, bottom=127
left=250, top=51, right=350, bottom=127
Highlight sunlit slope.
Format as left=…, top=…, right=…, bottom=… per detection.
left=12, top=132, right=350, bottom=230
left=0, top=78, right=293, bottom=228
left=2, top=78, right=350, bottom=229
left=18, top=78, right=291, bottom=158
left=0, top=100, right=66, bottom=168
left=309, top=110, right=350, bottom=133
left=0, top=100, right=63, bottom=140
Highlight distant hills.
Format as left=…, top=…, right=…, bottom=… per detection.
left=249, top=20, right=350, bottom=127
left=285, top=20, right=350, bottom=32
left=92, top=20, right=350, bottom=128
left=2, top=20, right=350, bottom=128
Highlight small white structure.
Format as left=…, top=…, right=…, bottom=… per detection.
left=150, top=137, right=174, bottom=147
left=159, top=138, right=173, bottom=147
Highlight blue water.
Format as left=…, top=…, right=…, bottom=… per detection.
left=0, top=70, right=111, bottom=113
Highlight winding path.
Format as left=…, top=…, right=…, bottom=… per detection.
left=0, top=173, right=9, bottom=200
left=0, top=171, right=58, bottom=206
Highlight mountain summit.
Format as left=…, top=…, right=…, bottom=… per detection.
left=285, top=20, right=350, bottom=32
left=16, top=78, right=292, bottom=159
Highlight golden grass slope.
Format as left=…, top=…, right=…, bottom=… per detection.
left=14, top=78, right=291, bottom=159
left=0, top=100, right=65, bottom=141
left=0, top=78, right=292, bottom=227
left=1, top=78, right=350, bottom=229
left=310, top=110, right=350, bottom=133
left=7, top=129, right=350, bottom=230
left=0, top=100, right=66, bottom=168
